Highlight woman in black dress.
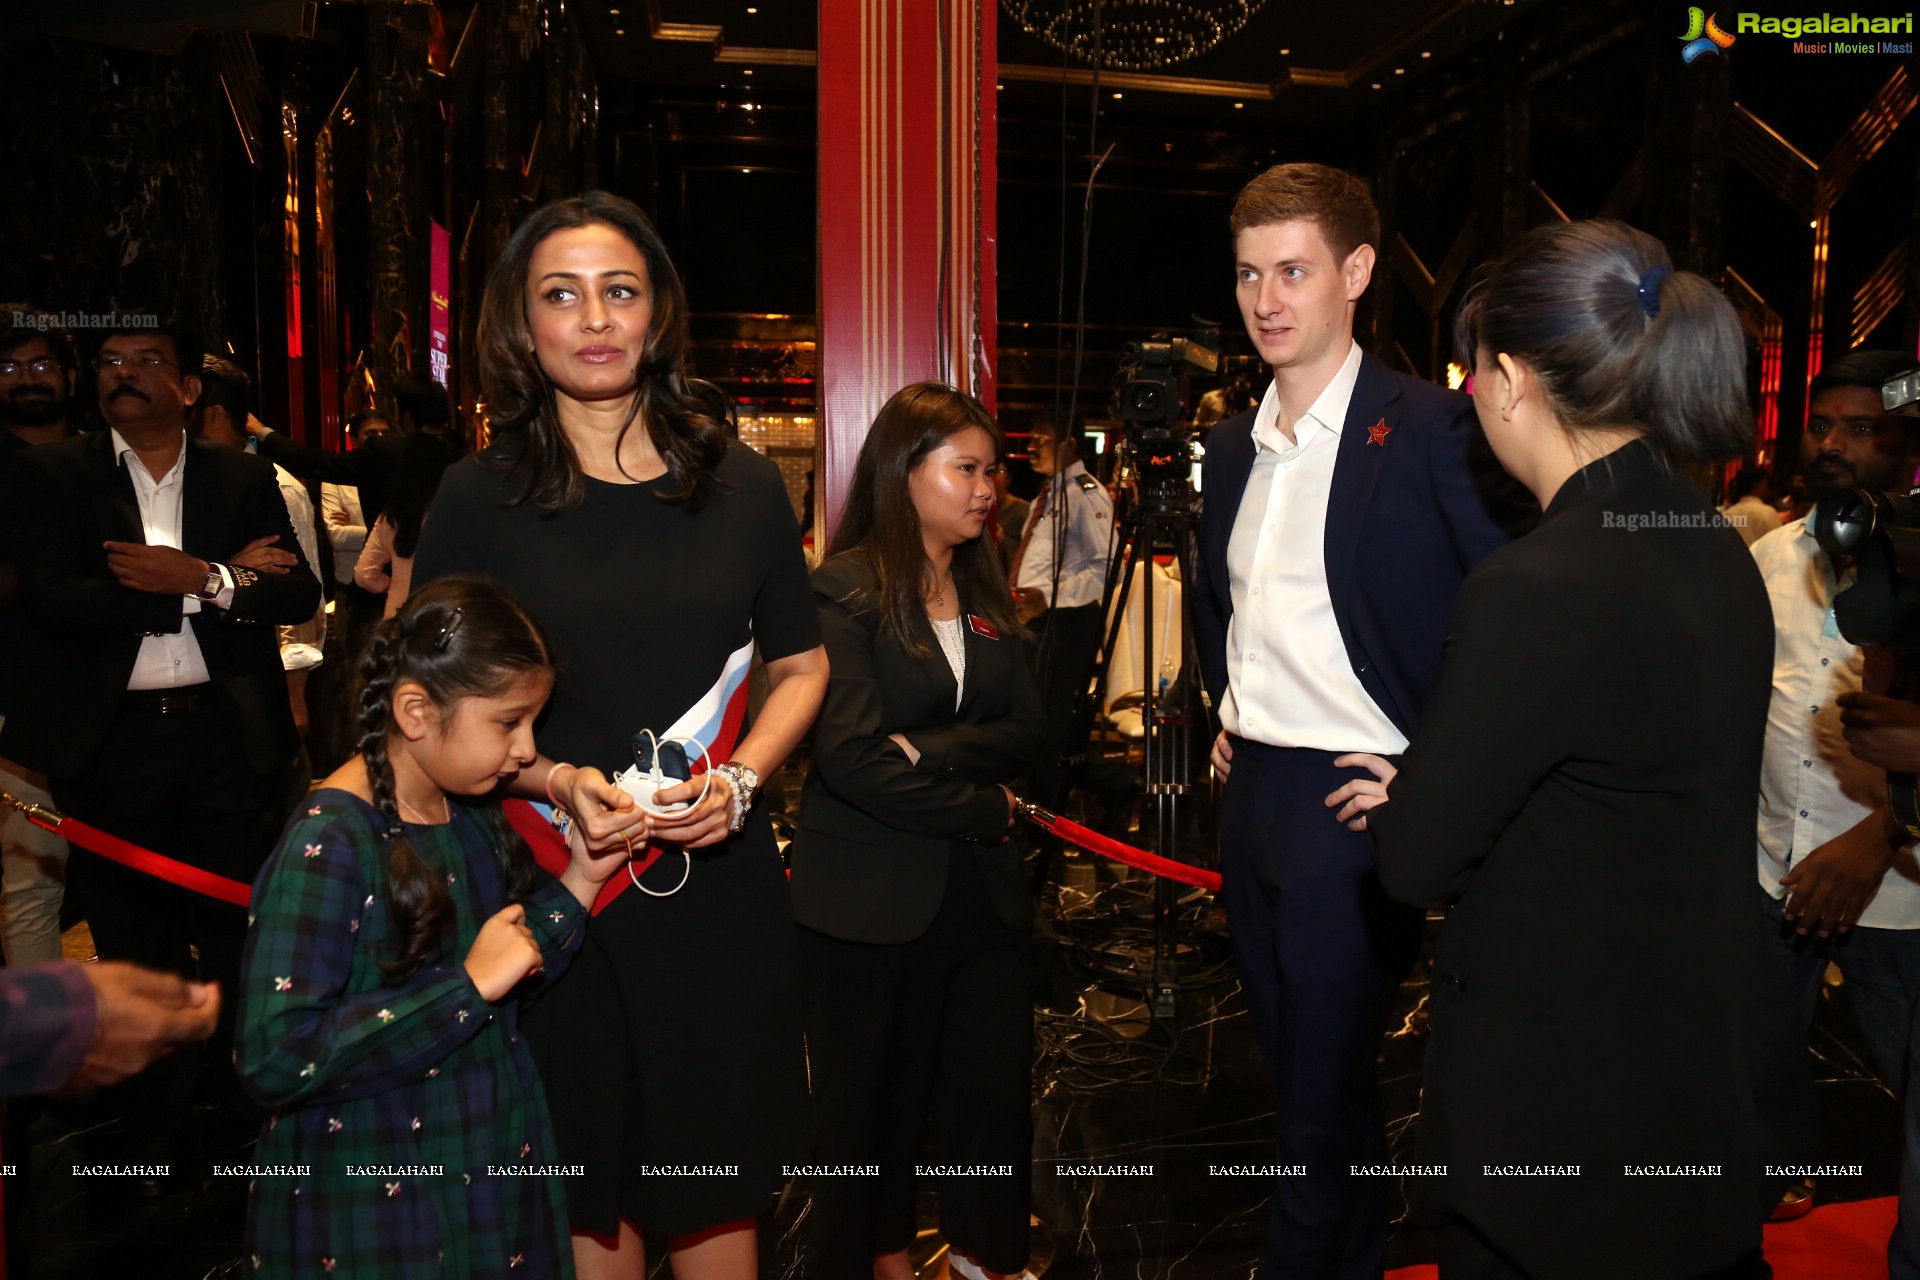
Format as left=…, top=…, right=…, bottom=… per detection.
left=792, top=383, right=1041, bottom=1280
left=411, top=191, right=828, bottom=1280
left=1328, top=220, right=1779, bottom=1279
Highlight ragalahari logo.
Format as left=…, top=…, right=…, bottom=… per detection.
left=1681, top=7, right=1737, bottom=61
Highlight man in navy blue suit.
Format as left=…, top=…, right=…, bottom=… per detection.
left=1189, top=163, right=1523, bottom=1278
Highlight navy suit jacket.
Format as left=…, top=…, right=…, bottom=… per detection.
left=1190, top=352, right=1528, bottom=742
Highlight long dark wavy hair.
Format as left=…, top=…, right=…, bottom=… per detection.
left=824, top=382, right=1022, bottom=656
left=476, top=190, right=731, bottom=512
left=355, top=577, right=553, bottom=985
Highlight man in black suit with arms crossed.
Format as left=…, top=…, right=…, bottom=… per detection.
left=1, top=316, right=318, bottom=1172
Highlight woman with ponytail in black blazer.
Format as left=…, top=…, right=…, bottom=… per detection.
left=794, top=382, right=1043, bottom=1280
left=1341, top=221, right=1782, bottom=1280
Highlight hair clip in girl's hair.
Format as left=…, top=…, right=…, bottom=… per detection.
left=433, top=607, right=465, bottom=651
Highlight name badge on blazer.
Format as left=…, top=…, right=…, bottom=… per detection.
left=967, top=614, right=999, bottom=640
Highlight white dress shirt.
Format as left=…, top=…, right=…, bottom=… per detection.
left=1752, top=518, right=1920, bottom=930
left=1014, top=459, right=1114, bottom=609
left=1220, top=342, right=1407, bottom=754
left=269, top=460, right=326, bottom=672
left=320, top=482, right=369, bottom=584
left=930, top=614, right=967, bottom=709
left=115, top=430, right=233, bottom=691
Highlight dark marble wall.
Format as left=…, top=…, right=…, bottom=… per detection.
left=0, top=0, right=601, bottom=433
left=365, top=5, right=433, bottom=393
left=0, top=38, right=226, bottom=353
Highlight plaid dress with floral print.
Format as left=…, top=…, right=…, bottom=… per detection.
left=238, top=791, right=588, bottom=1279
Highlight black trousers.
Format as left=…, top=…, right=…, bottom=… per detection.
left=798, top=851, right=1032, bottom=1276
left=52, top=692, right=289, bottom=1151
left=1025, top=602, right=1104, bottom=811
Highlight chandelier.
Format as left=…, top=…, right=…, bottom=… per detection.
left=1001, top=0, right=1268, bottom=72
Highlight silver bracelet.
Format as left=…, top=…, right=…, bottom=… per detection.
left=711, top=761, right=760, bottom=834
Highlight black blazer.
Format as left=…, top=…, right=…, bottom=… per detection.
left=1190, top=352, right=1528, bottom=739
left=1, top=432, right=320, bottom=779
left=1367, top=438, right=1775, bottom=1279
left=792, top=553, right=1044, bottom=944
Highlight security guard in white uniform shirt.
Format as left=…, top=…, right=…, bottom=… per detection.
left=1009, top=419, right=1114, bottom=808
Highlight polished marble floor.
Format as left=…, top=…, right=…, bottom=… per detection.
left=1, top=853, right=1901, bottom=1279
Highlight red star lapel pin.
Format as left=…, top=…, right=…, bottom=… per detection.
left=1366, top=419, right=1393, bottom=447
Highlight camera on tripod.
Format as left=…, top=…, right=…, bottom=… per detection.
left=1110, top=335, right=1217, bottom=513
left=1062, top=331, right=1227, bottom=1021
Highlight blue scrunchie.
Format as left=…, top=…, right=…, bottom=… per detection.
left=1638, top=265, right=1673, bottom=319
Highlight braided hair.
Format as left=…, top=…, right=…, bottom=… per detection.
left=355, top=576, right=553, bottom=984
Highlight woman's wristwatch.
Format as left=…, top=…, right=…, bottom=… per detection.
left=711, top=761, right=760, bottom=834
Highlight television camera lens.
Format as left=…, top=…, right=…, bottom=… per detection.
left=1811, top=488, right=1878, bottom=557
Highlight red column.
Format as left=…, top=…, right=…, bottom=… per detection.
left=816, top=0, right=996, bottom=540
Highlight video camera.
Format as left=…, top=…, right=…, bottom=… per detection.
left=1809, top=365, right=1920, bottom=835
left=1809, top=366, right=1920, bottom=647
left=1109, top=334, right=1217, bottom=514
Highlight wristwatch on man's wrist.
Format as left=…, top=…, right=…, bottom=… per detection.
left=191, top=564, right=224, bottom=602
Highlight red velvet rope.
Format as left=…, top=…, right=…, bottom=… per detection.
left=17, top=806, right=253, bottom=907
left=2, top=794, right=1226, bottom=910
left=1020, top=806, right=1223, bottom=893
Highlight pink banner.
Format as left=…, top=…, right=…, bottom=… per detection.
left=429, top=220, right=451, bottom=389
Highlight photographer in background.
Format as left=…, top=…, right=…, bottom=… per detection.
left=1750, top=347, right=1920, bottom=1269
left=1009, top=417, right=1113, bottom=811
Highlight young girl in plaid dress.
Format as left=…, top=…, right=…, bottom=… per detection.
left=237, top=577, right=624, bottom=1279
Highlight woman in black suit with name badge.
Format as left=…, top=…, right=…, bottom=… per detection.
left=1331, top=221, right=1780, bottom=1279
left=795, top=382, right=1043, bottom=1280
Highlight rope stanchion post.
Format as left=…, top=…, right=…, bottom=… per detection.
left=0, top=790, right=62, bottom=834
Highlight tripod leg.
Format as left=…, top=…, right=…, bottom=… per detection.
left=1144, top=514, right=1214, bottom=1021
left=1069, top=520, right=1144, bottom=773
left=1034, top=521, right=1149, bottom=897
